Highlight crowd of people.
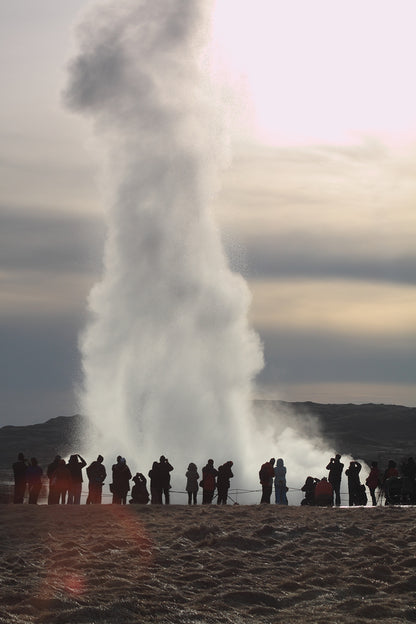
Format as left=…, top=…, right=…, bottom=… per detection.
left=297, top=455, right=416, bottom=507
left=11, top=453, right=235, bottom=506
left=11, top=451, right=416, bottom=506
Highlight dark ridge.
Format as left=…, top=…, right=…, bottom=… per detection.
left=0, top=402, right=415, bottom=473
left=0, top=414, right=84, bottom=470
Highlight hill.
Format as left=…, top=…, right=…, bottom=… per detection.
left=0, top=415, right=84, bottom=471
left=1, top=402, right=414, bottom=473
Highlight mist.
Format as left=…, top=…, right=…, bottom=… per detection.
left=64, top=0, right=265, bottom=491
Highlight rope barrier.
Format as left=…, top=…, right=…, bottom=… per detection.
left=12, top=481, right=381, bottom=506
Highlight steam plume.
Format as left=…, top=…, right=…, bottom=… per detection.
left=64, top=0, right=264, bottom=488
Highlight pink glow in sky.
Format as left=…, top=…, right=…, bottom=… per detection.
left=212, top=1, right=416, bottom=145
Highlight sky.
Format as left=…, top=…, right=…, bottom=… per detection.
left=1, top=0, right=415, bottom=428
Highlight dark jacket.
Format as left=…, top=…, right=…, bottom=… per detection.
left=345, top=462, right=361, bottom=485
left=158, top=458, right=173, bottom=488
left=13, top=459, right=27, bottom=484
left=87, top=460, right=107, bottom=484
left=326, top=458, right=344, bottom=486
left=217, top=462, right=233, bottom=489
left=68, top=455, right=87, bottom=483
left=112, top=461, right=132, bottom=496
left=202, top=463, right=218, bottom=491
left=259, top=462, right=275, bottom=486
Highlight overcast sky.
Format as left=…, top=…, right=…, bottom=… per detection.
left=1, top=0, right=415, bottom=427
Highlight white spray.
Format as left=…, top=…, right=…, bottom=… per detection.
left=64, top=0, right=264, bottom=494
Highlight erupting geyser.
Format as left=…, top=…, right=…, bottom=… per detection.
left=64, top=0, right=264, bottom=491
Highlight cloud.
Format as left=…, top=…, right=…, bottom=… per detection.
left=217, top=141, right=416, bottom=247
left=255, top=323, right=416, bottom=409
left=215, top=140, right=416, bottom=295
left=0, top=207, right=103, bottom=275
left=0, top=130, right=99, bottom=212
left=250, top=279, right=416, bottom=337
left=226, top=234, right=416, bottom=286
left=250, top=278, right=416, bottom=403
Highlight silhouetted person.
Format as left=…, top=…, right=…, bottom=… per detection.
left=67, top=454, right=87, bottom=504
left=382, top=460, right=399, bottom=505
left=383, top=459, right=399, bottom=482
left=401, top=457, right=416, bottom=504
left=47, top=455, right=61, bottom=505
left=345, top=461, right=362, bottom=506
left=86, top=455, right=106, bottom=504
left=26, top=457, right=43, bottom=504
left=13, top=452, right=28, bottom=504
left=148, top=461, right=162, bottom=504
left=111, top=456, right=132, bottom=504
left=201, top=459, right=218, bottom=504
left=301, top=476, right=319, bottom=506
left=314, top=477, right=333, bottom=506
left=326, top=454, right=344, bottom=506
left=366, top=461, right=381, bottom=506
left=130, top=473, right=149, bottom=504
left=217, top=461, right=233, bottom=504
left=158, top=456, right=173, bottom=504
left=274, top=458, right=288, bottom=505
left=185, top=462, right=199, bottom=505
left=259, top=458, right=275, bottom=503
left=357, top=483, right=368, bottom=505
left=54, top=459, right=71, bottom=504
left=401, top=457, right=416, bottom=480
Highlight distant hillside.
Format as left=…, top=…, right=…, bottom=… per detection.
left=0, top=415, right=84, bottom=471
left=0, top=402, right=415, bottom=473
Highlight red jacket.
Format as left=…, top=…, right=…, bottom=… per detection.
left=366, top=467, right=380, bottom=489
left=314, top=479, right=333, bottom=499
left=259, top=462, right=275, bottom=486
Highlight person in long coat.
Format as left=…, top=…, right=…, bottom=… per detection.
left=185, top=462, right=199, bottom=505
left=326, top=454, right=344, bottom=506
left=67, top=454, right=87, bottom=504
left=217, top=461, right=233, bottom=505
left=54, top=459, right=72, bottom=504
left=201, top=459, right=218, bottom=504
left=112, top=456, right=132, bottom=504
left=148, top=461, right=162, bottom=504
left=274, top=458, right=288, bottom=505
left=345, top=461, right=362, bottom=506
left=158, top=456, right=174, bottom=504
left=86, top=455, right=107, bottom=504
